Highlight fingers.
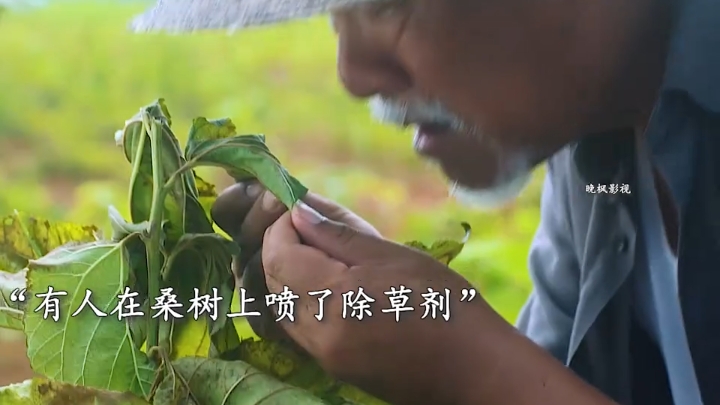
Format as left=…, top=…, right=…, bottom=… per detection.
left=262, top=212, right=347, bottom=285
left=262, top=212, right=348, bottom=351
left=211, top=180, right=264, bottom=237
left=240, top=251, right=307, bottom=354
left=213, top=178, right=380, bottom=260
left=241, top=191, right=378, bottom=255
left=290, top=202, right=405, bottom=266
left=238, top=188, right=288, bottom=255
left=302, top=194, right=381, bottom=237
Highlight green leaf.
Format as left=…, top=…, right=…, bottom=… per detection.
left=153, top=357, right=334, bottom=405
left=162, top=233, right=241, bottom=360
left=0, top=378, right=151, bottom=405
left=0, top=269, right=25, bottom=330
left=117, top=100, right=212, bottom=245
left=236, top=339, right=386, bottom=405
left=23, top=237, right=157, bottom=399
left=404, top=221, right=471, bottom=266
left=0, top=211, right=100, bottom=272
left=185, top=117, right=308, bottom=209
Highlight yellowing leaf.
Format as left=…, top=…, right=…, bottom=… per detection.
left=187, top=117, right=238, bottom=142
left=0, top=378, right=150, bottom=405
left=193, top=172, right=218, bottom=218
left=0, top=212, right=100, bottom=273
left=404, top=222, right=471, bottom=266
left=170, top=316, right=212, bottom=360
left=163, top=234, right=240, bottom=360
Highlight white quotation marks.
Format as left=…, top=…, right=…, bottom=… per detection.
left=459, top=288, right=477, bottom=302
left=10, top=288, right=27, bottom=302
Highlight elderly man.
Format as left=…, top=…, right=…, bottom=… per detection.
left=133, top=0, right=720, bottom=404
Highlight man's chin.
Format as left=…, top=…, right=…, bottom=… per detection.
left=448, top=171, right=533, bottom=210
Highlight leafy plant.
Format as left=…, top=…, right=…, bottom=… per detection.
left=0, top=99, right=469, bottom=405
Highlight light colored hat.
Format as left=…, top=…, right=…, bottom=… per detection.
left=129, top=0, right=382, bottom=33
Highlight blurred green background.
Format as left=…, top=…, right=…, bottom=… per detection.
left=0, top=1, right=544, bottom=385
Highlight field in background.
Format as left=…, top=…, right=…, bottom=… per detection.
left=0, top=1, right=544, bottom=386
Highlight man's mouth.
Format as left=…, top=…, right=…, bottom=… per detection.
left=412, top=123, right=457, bottom=154
left=408, top=122, right=503, bottom=189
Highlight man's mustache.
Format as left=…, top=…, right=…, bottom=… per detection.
left=368, top=95, right=473, bottom=133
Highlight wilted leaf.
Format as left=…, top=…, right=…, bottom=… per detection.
left=0, top=378, right=150, bottom=405
left=236, top=339, right=386, bottom=405
left=153, top=357, right=335, bottom=405
left=117, top=100, right=212, bottom=245
left=163, top=233, right=241, bottom=360
left=24, top=237, right=157, bottom=399
left=185, top=118, right=308, bottom=209
left=0, top=269, right=25, bottom=330
left=0, top=212, right=99, bottom=272
left=404, top=222, right=471, bottom=265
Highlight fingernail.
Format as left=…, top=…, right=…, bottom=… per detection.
left=246, top=183, right=263, bottom=199
left=261, top=190, right=281, bottom=212
left=295, top=201, right=326, bottom=225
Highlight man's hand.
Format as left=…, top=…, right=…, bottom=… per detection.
left=212, top=181, right=496, bottom=403
left=266, top=201, right=521, bottom=405
left=212, top=181, right=381, bottom=344
left=212, top=181, right=617, bottom=405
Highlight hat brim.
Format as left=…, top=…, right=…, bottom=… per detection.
left=129, top=0, right=379, bottom=33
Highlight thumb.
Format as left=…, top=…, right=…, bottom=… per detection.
left=291, top=201, right=402, bottom=266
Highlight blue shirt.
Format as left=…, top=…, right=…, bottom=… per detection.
left=516, top=0, right=720, bottom=403
left=634, top=123, right=702, bottom=404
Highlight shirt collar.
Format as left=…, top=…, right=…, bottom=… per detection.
left=573, top=0, right=720, bottom=185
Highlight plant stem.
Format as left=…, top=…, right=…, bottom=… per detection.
left=0, top=306, right=23, bottom=316
left=144, top=113, right=166, bottom=352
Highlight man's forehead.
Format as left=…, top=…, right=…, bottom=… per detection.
left=129, top=0, right=385, bottom=33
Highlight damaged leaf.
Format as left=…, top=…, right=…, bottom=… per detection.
left=0, top=269, right=26, bottom=330
left=0, top=378, right=150, bottom=405
left=193, top=173, right=218, bottom=219
left=404, top=221, right=471, bottom=266
left=0, top=212, right=99, bottom=272
left=185, top=118, right=307, bottom=209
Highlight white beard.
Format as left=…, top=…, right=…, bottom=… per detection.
left=449, top=170, right=532, bottom=209
left=449, top=155, right=533, bottom=210
left=367, top=94, right=533, bottom=209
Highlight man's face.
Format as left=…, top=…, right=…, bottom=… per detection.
left=330, top=0, right=651, bottom=208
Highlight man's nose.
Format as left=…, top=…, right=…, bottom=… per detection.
left=336, top=34, right=412, bottom=99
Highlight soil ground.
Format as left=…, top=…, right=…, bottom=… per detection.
left=0, top=338, right=35, bottom=386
